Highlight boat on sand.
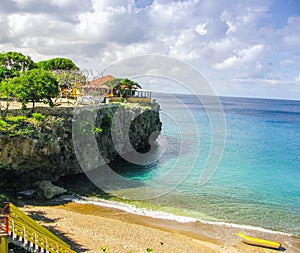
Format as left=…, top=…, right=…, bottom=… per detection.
left=237, top=232, right=281, bottom=249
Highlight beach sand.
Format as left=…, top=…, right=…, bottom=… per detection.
left=19, top=202, right=300, bottom=253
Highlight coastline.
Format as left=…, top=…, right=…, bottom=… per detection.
left=20, top=201, right=300, bottom=253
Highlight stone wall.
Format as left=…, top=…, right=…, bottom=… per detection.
left=0, top=103, right=161, bottom=191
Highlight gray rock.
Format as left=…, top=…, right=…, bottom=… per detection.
left=34, top=180, right=67, bottom=200
left=0, top=103, right=161, bottom=191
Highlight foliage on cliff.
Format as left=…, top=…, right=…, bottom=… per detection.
left=0, top=113, right=63, bottom=138
left=0, top=104, right=161, bottom=191
left=0, top=51, right=81, bottom=114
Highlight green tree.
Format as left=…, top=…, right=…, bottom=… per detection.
left=37, top=58, right=79, bottom=71
left=103, top=78, right=141, bottom=98
left=0, top=79, right=16, bottom=119
left=9, top=69, right=58, bottom=111
left=37, top=58, right=83, bottom=90
left=0, top=51, right=36, bottom=81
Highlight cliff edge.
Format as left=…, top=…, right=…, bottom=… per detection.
left=0, top=103, right=161, bottom=192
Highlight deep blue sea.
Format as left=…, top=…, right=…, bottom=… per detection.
left=82, top=93, right=300, bottom=236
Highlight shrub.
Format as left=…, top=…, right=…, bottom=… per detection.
left=32, top=113, right=46, bottom=121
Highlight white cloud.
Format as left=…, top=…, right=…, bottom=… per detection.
left=195, top=23, right=207, bottom=35
left=213, top=44, right=264, bottom=70
left=282, top=17, right=300, bottom=48
left=295, top=75, right=300, bottom=83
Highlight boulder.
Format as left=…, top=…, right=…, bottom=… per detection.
left=34, top=180, right=67, bottom=200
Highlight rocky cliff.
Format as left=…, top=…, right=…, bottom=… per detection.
left=0, top=103, right=161, bottom=192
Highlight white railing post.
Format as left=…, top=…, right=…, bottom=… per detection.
left=11, top=219, right=15, bottom=240
left=23, top=226, right=27, bottom=246
left=46, top=238, right=49, bottom=253
left=34, top=232, right=38, bottom=252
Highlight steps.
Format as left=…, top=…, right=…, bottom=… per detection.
left=0, top=203, right=76, bottom=253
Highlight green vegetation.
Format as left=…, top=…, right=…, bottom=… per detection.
left=32, top=112, right=46, bottom=121
left=93, top=126, right=103, bottom=133
left=100, top=246, right=109, bottom=252
left=6, top=115, right=27, bottom=122
left=0, top=51, right=36, bottom=81
left=0, top=113, right=63, bottom=137
left=103, top=78, right=141, bottom=98
left=0, top=115, right=32, bottom=136
left=0, top=51, right=82, bottom=115
left=124, top=104, right=131, bottom=110
left=37, top=58, right=79, bottom=71
left=37, top=58, right=85, bottom=90
left=113, top=97, right=126, bottom=103
left=0, top=75, right=17, bottom=119
left=0, top=51, right=146, bottom=120
left=7, top=69, right=58, bottom=111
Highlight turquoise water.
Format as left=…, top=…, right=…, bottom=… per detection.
left=94, top=93, right=300, bottom=235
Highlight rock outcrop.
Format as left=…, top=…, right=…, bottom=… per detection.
left=33, top=180, right=67, bottom=200
left=0, top=103, right=161, bottom=192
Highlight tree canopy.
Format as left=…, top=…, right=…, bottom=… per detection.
left=8, top=69, right=58, bottom=111
left=0, top=52, right=36, bottom=81
left=37, top=58, right=79, bottom=71
left=103, top=78, right=141, bottom=98
left=103, top=78, right=141, bottom=89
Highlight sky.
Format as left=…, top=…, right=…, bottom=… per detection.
left=0, top=0, right=300, bottom=99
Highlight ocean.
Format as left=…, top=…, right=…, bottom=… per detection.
left=76, top=93, right=300, bottom=236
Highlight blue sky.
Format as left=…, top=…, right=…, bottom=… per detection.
left=270, top=0, right=300, bottom=28
left=0, top=0, right=299, bottom=99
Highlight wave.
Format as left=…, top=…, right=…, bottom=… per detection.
left=64, top=195, right=293, bottom=237
left=71, top=196, right=197, bottom=223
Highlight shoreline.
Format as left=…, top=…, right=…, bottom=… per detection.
left=20, top=201, right=300, bottom=253
left=73, top=197, right=294, bottom=237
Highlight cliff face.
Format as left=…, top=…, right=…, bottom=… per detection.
left=0, top=103, right=161, bottom=191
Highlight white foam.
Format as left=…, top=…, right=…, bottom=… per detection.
left=67, top=196, right=293, bottom=236
left=198, top=220, right=293, bottom=236
left=73, top=197, right=197, bottom=223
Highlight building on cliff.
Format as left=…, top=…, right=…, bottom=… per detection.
left=85, top=75, right=152, bottom=103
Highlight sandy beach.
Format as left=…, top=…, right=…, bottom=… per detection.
left=19, top=202, right=300, bottom=253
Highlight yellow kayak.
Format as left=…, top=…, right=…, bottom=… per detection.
left=237, top=232, right=281, bottom=249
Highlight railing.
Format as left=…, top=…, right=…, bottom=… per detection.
left=0, top=216, right=8, bottom=236
left=0, top=203, right=77, bottom=253
left=0, top=203, right=9, bottom=237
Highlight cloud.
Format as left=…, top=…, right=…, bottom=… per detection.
left=0, top=0, right=299, bottom=99
left=11, top=0, right=94, bottom=23
left=213, top=44, right=264, bottom=70
left=282, top=17, right=300, bottom=48
left=295, top=74, right=300, bottom=83
left=195, top=23, right=207, bottom=36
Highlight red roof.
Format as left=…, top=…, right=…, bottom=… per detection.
left=89, top=75, right=115, bottom=86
